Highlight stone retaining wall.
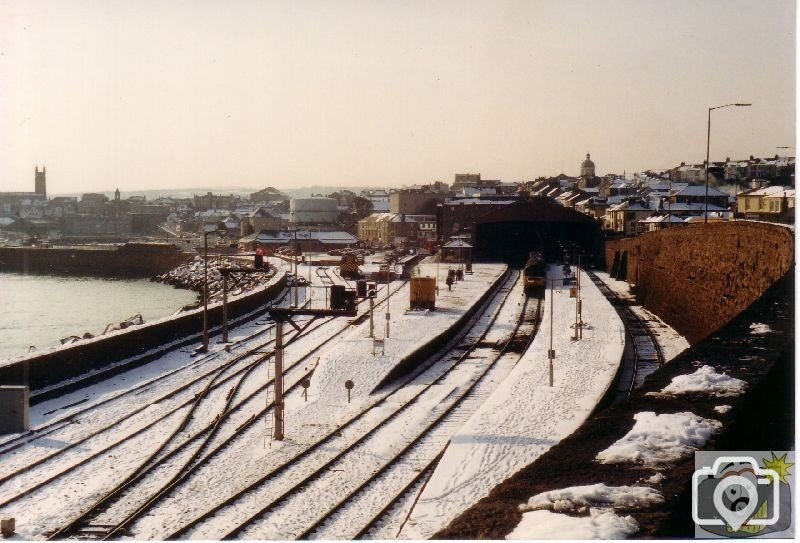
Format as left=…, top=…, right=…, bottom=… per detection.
left=605, top=222, right=794, bottom=344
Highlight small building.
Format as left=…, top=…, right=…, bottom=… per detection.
left=441, top=239, right=472, bottom=262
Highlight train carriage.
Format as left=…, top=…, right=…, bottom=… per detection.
left=523, top=251, right=546, bottom=295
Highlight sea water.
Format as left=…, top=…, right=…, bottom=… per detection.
left=0, top=273, right=198, bottom=360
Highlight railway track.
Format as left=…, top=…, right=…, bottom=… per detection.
left=316, top=266, right=335, bottom=286
left=162, top=271, right=543, bottom=541
left=0, top=287, right=311, bottom=470
left=10, top=280, right=405, bottom=540
left=584, top=269, right=664, bottom=401
left=0, top=307, right=323, bottom=515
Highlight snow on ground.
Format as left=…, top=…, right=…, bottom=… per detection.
left=304, top=263, right=506, bottom=411
left=519, top=483, right=664, bottom=513
left=506, top=508, right=640, bottom=540
left=399, top=265, right=625, bottom=539
left=749, top=322, right=772, bottom=335
left=506, top=482, right=662, bottom=539
left=649, top=365, right=747, bottom=397
left=593, top=270, right=689, bottom=361
left=714, top=405, right=732, bottom=414
left=5, top=260, right=504, bottom=541
left=596, top=411, right=721, bottom=466
left=646, top=472, right=665, bottom=484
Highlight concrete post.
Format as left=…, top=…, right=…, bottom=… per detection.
left=222, top=273, right=229, bottom=343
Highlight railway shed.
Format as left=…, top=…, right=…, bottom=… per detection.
left=472, top=197, right=604, bottom=267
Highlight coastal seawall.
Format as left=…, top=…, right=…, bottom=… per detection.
left=0, top=243, right=194, bottom=277
left=0, top=274, right=288, bottom=396
left=605, top=221, right=794, bottom=344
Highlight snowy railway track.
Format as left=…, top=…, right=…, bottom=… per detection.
left=164, top=272, right=543, bottom=541
left=24, top=282, right=405, bottom=540
left=0, top=290, right=314, bottom=484
left=0, top=311, right=322, bottom=518
left=584, top=269, right=664, bottom=401
left=316, top=267, right=335, bottom=286
left=302, top=292, right=544, bottom=541
left=0, top=287, right=299, bottom=457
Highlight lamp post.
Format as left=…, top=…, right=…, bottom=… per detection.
left=705, top=103, right=751, bottom=224
left=201, top=224, right=226, bottom=353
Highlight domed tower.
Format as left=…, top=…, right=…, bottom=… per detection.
left=580, top=153, right=596, bottom=177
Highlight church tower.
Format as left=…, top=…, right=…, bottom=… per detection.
left=35, top=166, right=47, bottom=196
left=580, top=153, right=596, bottom=178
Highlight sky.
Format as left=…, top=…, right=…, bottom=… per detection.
left=0, top=0, right=795, bottom=194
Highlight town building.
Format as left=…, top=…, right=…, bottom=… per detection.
left=357, top=213, right=437, bottom=249
left=390, top=190, right=447, bottom=214
left=736, top=186, right=795, bottom=223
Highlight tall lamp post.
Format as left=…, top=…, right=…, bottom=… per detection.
left=201, top=223, right=226, bottom=353
left=705, top=103, right=751, bottom=224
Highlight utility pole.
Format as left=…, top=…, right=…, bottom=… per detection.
left=222, top=274, right=228, bottom=343
left=273, top=319, right=285, bottom=441
left=268, top=303, right=357, bottom=441
left=575, top=255, right=583, bottom=339
left=549, top=278, right=555, bottom=387
left=385, top=261, right=391, bottom=338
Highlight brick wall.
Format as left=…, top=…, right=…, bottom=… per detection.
left=605, top=222, right=794, bottom=344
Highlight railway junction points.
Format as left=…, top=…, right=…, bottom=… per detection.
left=0, top=243, right=787, bottom=540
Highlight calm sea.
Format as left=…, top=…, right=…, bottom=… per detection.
left=0, top=273, right=198, bottom=360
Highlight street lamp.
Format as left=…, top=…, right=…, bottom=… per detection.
left=705, top=103, right=751, bottom=223
left=201, top=223, right=227, bottom=353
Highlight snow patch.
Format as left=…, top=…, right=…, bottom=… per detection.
left=506, top=508, right=640, bottom=540
left=714, top=404, right=732, bottom=414
left=645, top=472, right=665, bottom=484
left=749, top=322, right=772, bottom=335
left=651, top=365, right=747, bottom=397
left=596, top=411, right=721, bottom=466
left=520, top=483, right=663, bottom=514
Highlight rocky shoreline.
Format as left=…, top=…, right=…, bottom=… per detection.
left=153, top=256, right=276, bottom=305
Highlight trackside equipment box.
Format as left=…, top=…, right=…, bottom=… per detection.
left=0, top=386, right=29, bottom=434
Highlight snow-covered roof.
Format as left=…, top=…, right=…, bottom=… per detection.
left=672, top=185, right=727, bottom=197
left=608, top=201, right=651, bottom=212
left=442, top=240, right=472, bottom=248
left=251, top=229, right=357, bottom=245
left=639, top=214, right=685, bottom=224
left=444, top=199, right=515, bottom=206
left=665, top=202, right=727, bottom=212
left=740, top=186, right=795, bottom=198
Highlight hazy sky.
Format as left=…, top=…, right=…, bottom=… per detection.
left=1, top=0, right=795, bottom=194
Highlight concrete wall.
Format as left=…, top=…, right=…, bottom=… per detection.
left=0, top=275, right=287, bottom=394
left=605, top=222, right=794, bottom=344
